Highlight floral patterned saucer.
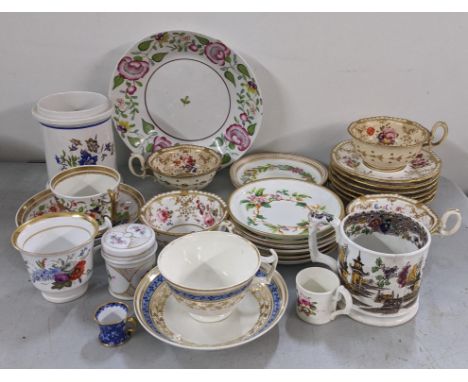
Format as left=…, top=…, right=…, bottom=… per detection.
left=109, top=31, right=262, bottom=167
left=331, top=140, right=441, bottom=183
left=229, top=153, right=328, bottom=188
left=228, top=178, right=344, bottom=239
left=133, top=266, right=287, bottom=350
left=15, top=184, right=144, bottom=236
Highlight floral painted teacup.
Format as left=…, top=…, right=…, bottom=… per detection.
left=49, top=165, right=120, bottom=228
left=296, top=267, right=352, bottom=325
left=129, top=144, right=221, bottom=190
left=94, top=302, right=137, bottom=347
left=347, top=116, right=448, bottom=171
left=11, top=212, right=99, bottom=303
left=157, top=231, right=278, bottom=323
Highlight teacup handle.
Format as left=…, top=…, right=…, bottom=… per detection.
left=330, top=286, right=352, bottom=320
left=218, top=220, right=235, bottom=233
left=425, top=121, right=448, bottom=150
left=437, top=209, right=462, bottom=236
left=126, top=316, right=137, bottom=336
left=256, top=249, right=278, bottom=285
left=308, top=212, right=340, bottom=272
left=128, top=153, right=147, bottom=178
left=101, top=216, right=113, bottom=231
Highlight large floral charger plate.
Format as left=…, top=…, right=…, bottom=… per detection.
left=229, top=153, right=328, bottom=188
left=228, top=178, right=344, bottom=239
left=331, top=141, right=441, bottom=183
left=109, top=31, right=263, bottom=167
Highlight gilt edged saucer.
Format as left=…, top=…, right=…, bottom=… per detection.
left=230, top=153, right=328, bottom=188
left=15, top=183, right=145, bottom=237
left=134, top=266, right=288, bottom=350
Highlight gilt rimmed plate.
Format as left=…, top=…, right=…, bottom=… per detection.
left=230, top=153, right=328, bottom=188
left=109, top=31, right=263, bottom=167
left=134, top=266, right=288, bottom=351
left=331, top=141, right=441, bottom=183
left=228, top=178, right=344, bottom=239
left=15, top=184, right=145, bottom=236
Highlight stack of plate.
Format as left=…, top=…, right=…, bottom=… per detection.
left=328, top=141, right=441, bottom=204
left=228, top=178, right=344, bottom=265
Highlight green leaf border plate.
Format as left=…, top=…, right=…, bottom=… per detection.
left=108, top=30, right=263, bottom=167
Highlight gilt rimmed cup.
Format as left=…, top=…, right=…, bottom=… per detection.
left=129, top=144, right=221, bottom=190
left=157, top=231, right=278, bottom=323
left=49, top=165, right=121, bottom=228
left=348, top=116, right=448, bottom=171
left=11, top=212, right=99, bottom=303
left=94, top=301, right=137, bottom=347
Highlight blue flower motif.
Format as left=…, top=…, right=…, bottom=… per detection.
left=104, top=143, right=112, bottom=152
left=79, top=150, right=98, bottom=166
left=55, top=155, right=60, bottom=164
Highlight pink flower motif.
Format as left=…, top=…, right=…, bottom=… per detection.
left=117, top=56, right=150, bottom=81
left=204, top=42, right=231, bottom=66
left=116, top=98, right=125, bottom=110
left=224, top=124, right=251, bottom=151
left=127, top=85, right=137, bottom=95
left=203, top=213, right=215, bottom=227
left=156, top=208, right=171, bottom=223
left=240, top=113, right=249, bottom=122
left=377, top=127, right=398, bottom=145
left=410, top=153, right=429, bottom=168
left=188, top=43, right=198, bottom=52
left=152, top=136, right=172, bottom=152
left=297, top=296, right=311, bottom=307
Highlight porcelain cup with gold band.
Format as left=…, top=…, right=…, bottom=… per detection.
left=157, top=231, right=278, bottom=323
left=11, top=212, right=99, bottom=303
left=346, top=194, right=462, bottom=236
left=308, top=209, right=432, bottom=327
left=329, top=163, right=440, bottom=190
left=347, top=116, right=448, bottom=171
left=139, top=189, right=228, bottom=247
left=129, top=144, right=221, bottom=190
left=49, top=165, right=120, bottom=230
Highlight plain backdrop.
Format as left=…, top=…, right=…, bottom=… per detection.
left=1, top=13, right=467, bottom=191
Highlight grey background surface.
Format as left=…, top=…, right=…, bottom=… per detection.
left=1, top=163, right=467, bottom=368
left=0, top=13, right=468, bottom=191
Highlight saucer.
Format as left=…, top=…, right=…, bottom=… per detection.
left=331, top=140, right=441, bottom=183
left=16, top=183, right=145, bottom=237
left=230, top=153, right=328, bottom=188
left=134, top=266, right=288, bottom=350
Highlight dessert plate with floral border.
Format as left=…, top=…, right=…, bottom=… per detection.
left=15, top=184, right=145, bottom=237
left=331, top=141, right=441, bottom=183
left=346, top=194, right=462, bottom=236
left=229, top=153, right=328, bottom=188
left=109, top=31, right=262, bottom=168
left=229, top=178, right=344, bottom=240
left=133, top=266, right=288, bottom=350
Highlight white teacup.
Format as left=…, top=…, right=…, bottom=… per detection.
left=157, top=231, right=278, bottom=323
left=296, top=267, right=352, bottom=325
left=49, top=165, right=120, bottom=229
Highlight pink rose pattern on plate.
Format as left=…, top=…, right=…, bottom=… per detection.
left=110, top=31, right=262, bottom=167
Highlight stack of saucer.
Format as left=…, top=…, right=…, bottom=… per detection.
left=227, top=178, right=344, bottom=265
left=329, top=141, right=441, bottom=204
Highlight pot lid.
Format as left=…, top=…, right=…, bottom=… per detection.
left=102, top=223, right=155, bottom=257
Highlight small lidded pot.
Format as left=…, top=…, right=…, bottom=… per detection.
left=347, top=116, right=448, bottom=171
left=101, top=223, right=157, bottom=300
left=128, top=144, right=221, bottom=190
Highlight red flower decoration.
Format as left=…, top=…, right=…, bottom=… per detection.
left=224, top=124, right=251, bottom=151
left=117, top=56, right=150, bottom=81
left=152, top=136, right=172, bottom=152
left=366, top=127, right=375, bottom=136
left=204, top=42, right=231, bottom=66
left=69, top=260, right=86, bottom=281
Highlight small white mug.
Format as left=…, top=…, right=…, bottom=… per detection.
left=296, top=267, right=352, bottom=325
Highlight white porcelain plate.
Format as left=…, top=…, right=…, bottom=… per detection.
left=109, top=31, right=263, bottom=167
left=229, top=153, right=328, bottom=188
left=15, top=184, right=145, bottom=236
left=134, top=266, right=288, bottom=350
left=331, top=141, right=441, bottom=182
left=229, top=178, right=344, bottom=239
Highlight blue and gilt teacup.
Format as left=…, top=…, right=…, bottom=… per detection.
left=94, top=302, right=136, bottom=347
left=157, top=231, right=278, bottom=323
